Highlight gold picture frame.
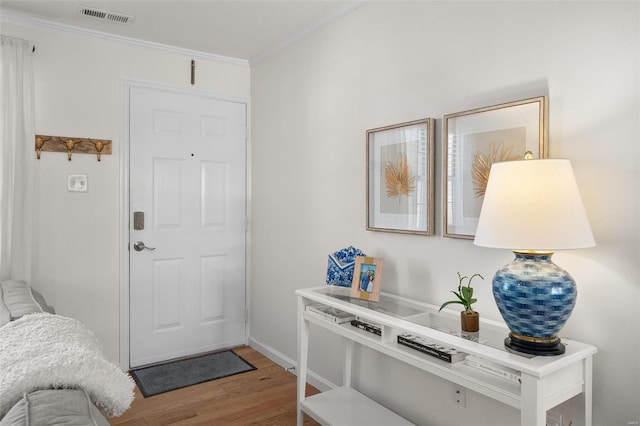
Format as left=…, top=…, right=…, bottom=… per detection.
left=350, top=256, right=383, bottom=302
left=366, top=118, right=435, bottom=235
left=443, top=96, right=548, bottom=239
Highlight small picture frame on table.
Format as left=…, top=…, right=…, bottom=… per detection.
left=351, top=256, right=383, bottom=302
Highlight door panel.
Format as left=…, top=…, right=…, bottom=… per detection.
left=153, top=258, right=185, bottom=331
left=129, top=86, right=247, bottom=368
left=201, top=161, right=228, bottom=226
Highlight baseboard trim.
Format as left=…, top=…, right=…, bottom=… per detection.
left=248, top=336, right=334, bottom=392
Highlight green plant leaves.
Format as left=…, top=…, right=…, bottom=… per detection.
left=439, top=273, right=483, bottom=313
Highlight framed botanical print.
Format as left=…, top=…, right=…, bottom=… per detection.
left=366, top=118, right=435, bottom=235
left=350, top=256, right=383, bottom=302
left=443, top=96, right=548, bottom=239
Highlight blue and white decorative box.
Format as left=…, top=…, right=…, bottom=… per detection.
left=326, top=246, right=366, bottom=287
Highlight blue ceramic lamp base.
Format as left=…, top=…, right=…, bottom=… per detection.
left=493, top=251, right=577, bottom=357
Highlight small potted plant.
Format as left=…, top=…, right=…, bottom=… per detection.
left=439, top=272, right=484, bottom=332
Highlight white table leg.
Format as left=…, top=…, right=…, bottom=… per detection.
left=520, top=373, right=546, bottom=426
left=344, top=340, right=354, bottom=388
left=297, top=298, right=310, bottom=426
left=584, top=356, right=593, bottom=426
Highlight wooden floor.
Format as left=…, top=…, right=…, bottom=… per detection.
left=111, top=346, right=320, bottom=426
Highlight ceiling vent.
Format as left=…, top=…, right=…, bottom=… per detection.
left=79, top=6, right=134, bottom=24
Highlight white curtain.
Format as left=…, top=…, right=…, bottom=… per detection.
left=0, top=35, right=35, bottom=282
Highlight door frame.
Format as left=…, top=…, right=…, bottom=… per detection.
left=119, top=79, right=251, bottom=371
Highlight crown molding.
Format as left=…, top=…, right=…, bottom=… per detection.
left=1, top=1, right=367, bottom=67
left=250, top=1, right=367, bottom=65
left=0, top=10, right=249, bottom=67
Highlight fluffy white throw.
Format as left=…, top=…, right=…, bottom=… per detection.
left=0, top=313, right=134, bottom=419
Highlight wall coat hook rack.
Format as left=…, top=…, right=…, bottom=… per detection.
left=34, top=135, right=112, bottom=161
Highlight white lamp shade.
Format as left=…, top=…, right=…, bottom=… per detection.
left=474, top=159, right=595, bottom=250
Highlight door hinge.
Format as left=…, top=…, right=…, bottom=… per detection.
left=245, top=217, right=249, bottom=232
left=244, top=310, right=249, bottom=323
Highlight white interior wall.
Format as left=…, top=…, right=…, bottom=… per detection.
left=250, top=2, right=640, bottom=425
left=2, top=1, right=639, bottom=424
left=1, top=21, right=250, bottom=363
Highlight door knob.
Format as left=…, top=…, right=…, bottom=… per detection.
left=133, top=241, right=156, bottom=252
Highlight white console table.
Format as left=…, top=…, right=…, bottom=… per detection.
left=296, top=286, right=596, bottom=426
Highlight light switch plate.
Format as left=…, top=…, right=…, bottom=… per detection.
left=68, top=174, right=88, bottom=192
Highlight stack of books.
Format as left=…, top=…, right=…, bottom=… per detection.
left=305, top=304, right=355, bottom=324
left=464, top=355, right=522, bottom=384
left=397, top=333, right=467, bottom=363
left=350, top=318, right=382, bottom=336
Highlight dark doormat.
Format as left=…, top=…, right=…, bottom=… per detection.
left=129, top=350, right=257, bottom=397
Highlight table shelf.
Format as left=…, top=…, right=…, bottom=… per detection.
left=296, top=286, right=596, bottom=426
left=301, top=386, right=414, bottom=426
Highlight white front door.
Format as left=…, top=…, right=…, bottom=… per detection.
left=129, top=85, right=247, bottom=368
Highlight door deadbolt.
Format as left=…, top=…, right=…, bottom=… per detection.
left=133, top=241, right=156, bottom=252
left=133, top=211, right=145, bottom=230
